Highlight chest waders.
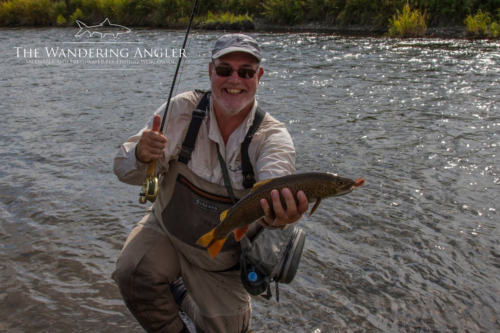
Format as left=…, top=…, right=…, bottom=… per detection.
left=154, top=92, right=306, bottom=300
left=151, top=92, right=248, bottom=271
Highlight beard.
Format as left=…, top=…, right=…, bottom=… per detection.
left=210, top=87, right=255, bottom=117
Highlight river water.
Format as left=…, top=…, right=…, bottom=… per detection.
left=0, top=28, right=498, bottom=332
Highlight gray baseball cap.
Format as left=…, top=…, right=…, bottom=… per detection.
left=211, top=34, right=261, bottom=62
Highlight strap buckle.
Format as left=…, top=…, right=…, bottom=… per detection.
left=179, top=145, right=194, bottom=160
left=242, top=173, right=256, bottom=189
left=192, top=109, right=206, bottom=119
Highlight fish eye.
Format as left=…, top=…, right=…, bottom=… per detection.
left=338, top=181, right=344, bottom=186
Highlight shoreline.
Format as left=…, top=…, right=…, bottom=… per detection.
left=0, top=23, right=469, bottom=40
left=252, top=20, right=467, bottom=39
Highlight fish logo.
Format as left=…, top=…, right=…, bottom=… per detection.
left=75, top=18, right=131, bottom=38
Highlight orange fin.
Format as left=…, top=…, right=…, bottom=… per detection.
left=196, top=228, right=216, bottom=248
left=251, top=178, right=273, bottom=192
left=208, top=238, right=227, bottom=258
left=308, top=198, right=321, bottom=217
left=233, top=226, right=249, bottom=241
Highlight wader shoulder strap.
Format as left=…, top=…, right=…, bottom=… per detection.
left=178, top=96, right=266, bottom=190
left=241, top=107, right=266, bottom=189
left=178, top=92, right=210, bottom=165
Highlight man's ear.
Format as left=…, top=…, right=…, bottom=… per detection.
left=257, top=66, right=264, bottom=80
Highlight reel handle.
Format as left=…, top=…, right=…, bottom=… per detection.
left=139, top=161, right=159, bottom=204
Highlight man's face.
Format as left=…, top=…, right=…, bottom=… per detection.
left=209, top=52, right=264, bottom=117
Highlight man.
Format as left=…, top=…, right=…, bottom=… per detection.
left=112, top=34, right=308, bottom=333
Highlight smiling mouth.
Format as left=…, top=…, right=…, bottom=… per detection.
left=225, top=88, right=243, bottom=94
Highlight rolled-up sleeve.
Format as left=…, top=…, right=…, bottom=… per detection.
left=113, top=135, right=150, bottom=185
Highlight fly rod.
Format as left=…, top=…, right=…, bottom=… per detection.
left=139, top=0, right=199, bottom=204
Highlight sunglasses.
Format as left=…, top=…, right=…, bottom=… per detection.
left=212, top=60, right=260, bottom=79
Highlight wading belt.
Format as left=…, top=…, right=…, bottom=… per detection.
left=178, top=91, right=266, bottom=190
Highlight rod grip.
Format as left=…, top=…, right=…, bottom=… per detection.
left=147, top=160, right=156, bottom=177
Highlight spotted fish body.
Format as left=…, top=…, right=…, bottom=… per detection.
left=196, top=172, right=364, bottom=258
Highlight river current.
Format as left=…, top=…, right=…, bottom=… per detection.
left=0, top=28, right=498, bottom=332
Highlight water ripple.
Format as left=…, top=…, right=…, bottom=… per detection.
left=0, top=29, right=499, bottom=332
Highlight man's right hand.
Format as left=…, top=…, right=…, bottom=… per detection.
left=136, top=114, right=167, bottom=163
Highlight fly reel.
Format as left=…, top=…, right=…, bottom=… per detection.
left=139, top=175, right=159, bottom=204
left=139, top=160, right=159, bottom=204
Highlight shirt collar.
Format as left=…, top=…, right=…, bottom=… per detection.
left=208, top=98, right=258, bottom=148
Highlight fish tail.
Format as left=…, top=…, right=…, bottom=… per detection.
left=196, top=227, right=216, bottom=247
left=76, top=20, right=87, bottom=28
left=75, top=20, right=88, bottom=37
left=196, top=228, right=227, bottom=258
left=208, top=238, right=227, bottom=258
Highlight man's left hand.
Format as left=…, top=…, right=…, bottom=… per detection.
left=259, top=188, right=309, bottom=229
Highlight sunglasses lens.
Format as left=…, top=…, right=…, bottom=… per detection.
left=215, top=66, right=233, bottom=77
left=238, top=68, right=255, bottom=79
left=213, top=64, right=258, bottom=79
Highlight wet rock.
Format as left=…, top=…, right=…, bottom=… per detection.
left=230, top=22, right=242, bottom=30
left=197, top=19, right=255, bottom=31
left=204, top=21, right=219, bottom=30
left=425, top=27, right=466, bottom=38
left=241, top=20, right=255, bottom=31
left=217, top=22, right=231, bottom=30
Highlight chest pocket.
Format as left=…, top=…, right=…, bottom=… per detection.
left=161, top=173, right=239, bottom=252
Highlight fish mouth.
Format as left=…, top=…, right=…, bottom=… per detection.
left=353, top=178, right=365, bottom=189
left=336, top=185, right=354, bottom=197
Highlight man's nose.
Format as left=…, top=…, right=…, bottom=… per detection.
left=227, top=69, right=241, bottom=83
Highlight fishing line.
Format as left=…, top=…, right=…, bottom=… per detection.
left=175, top=2, right=201, bottom=98
left=159, top=0, right=200, bottom=132
left=168, top=9, right=199, bottom=117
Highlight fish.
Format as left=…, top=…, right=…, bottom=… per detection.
left=75, top=18, right=131, bottom=38
left=196, top=173, right=365, bottom=258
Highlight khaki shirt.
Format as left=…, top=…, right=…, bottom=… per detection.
left=113, top=90, right=295, bottom=190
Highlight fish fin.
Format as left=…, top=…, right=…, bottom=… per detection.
left=251, top=178, right=274, bottom=192
left=101, top=18, right=111, bottom=26
left=233, top=226, right=249, bottom=241
left=75, top=21, right=88, bottom=37
left=308, top=198, right=322, bottom=217
left=196, top=228, right=216, bottom=248
left=208, top=238, right=227, bottom=258
left=220, top=209, right=230, bottom=222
